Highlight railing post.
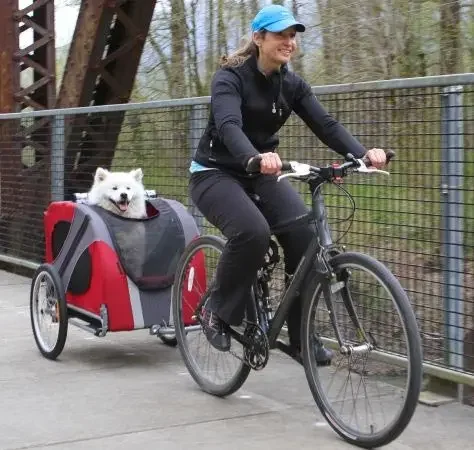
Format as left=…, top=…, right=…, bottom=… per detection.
left=51, top=114, right=65, bottom=202
left=187, top=105, right=206, bottom=232
left=440, top=85, right=464, bottom=398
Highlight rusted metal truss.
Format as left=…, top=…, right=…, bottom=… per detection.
left=0, top=0, right=56, bottom=262
left=0, top=0, right=56, bottom=177
left=0, top=0, right=20, bottom=225
left=0, top=0, right=157, bottom=262
left=14, top=0, right=56, bottom=112
left=0, top=0, right=20, bottom=114
left=57, top=0, right=157, bottom=198
left=14, top=0, right=56, bottom=170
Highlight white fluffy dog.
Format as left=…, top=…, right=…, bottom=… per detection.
left=88, top=167, right=147, bottom=219
left=88, top=167, right=148, bottom=281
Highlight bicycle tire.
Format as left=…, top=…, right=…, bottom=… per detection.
left=301, top=251, right=423, bottom=448
left=30, top=263, right=68, bottom=360
left=172, top=235, right=254, bottom=397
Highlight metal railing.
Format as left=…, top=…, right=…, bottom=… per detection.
left=0, top=73, right=473, bottom=402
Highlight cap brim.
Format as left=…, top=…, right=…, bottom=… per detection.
left=265, top=19, right=305, bottom=33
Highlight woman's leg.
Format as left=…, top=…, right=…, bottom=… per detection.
left=253, top=175, right=333, bottom=363
left=189, top=171, right=271, bottom=349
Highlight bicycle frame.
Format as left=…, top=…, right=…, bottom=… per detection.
left=263, top=177, right=336, bottom=348
left=202, top=154, right=391, bottom=354
left=257, top=171, right=374, bottom=356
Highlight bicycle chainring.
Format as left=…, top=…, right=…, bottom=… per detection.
left=227, top=323, right=269, bottom=371
left=226, top=322, right=270, bottom=371
left=240, top=322, right=269, bottom=371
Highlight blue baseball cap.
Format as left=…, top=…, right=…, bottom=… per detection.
left=251, top=5, right=306, bottom=33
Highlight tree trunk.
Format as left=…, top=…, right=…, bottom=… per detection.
left=240, top=0, right=247, bottom=42
left=250, top=0, right=259, bottom=18
left=440, top=0, right=461, bottom=74
left=217, top=0, right=228, bottom=58
left=291, top=0, right=304, bottom=76
left=169, top=0, right=187, bottom=98
left=187, top=0, right=204, bottom=96
left=318, top=0, right=341, bottom=83
left=206, top=0, right=215, bottom=86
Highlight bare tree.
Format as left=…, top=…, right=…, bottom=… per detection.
left=291, top=0, right=304, bottom=76
left=206, top=0, right=216, bottom=87
left=318, top=0, right=343, bottom=82
left=440, top=0, right=461, bottom=74
left=169, top=0, right=187, bottom=98
left=187, top=0, right=205, bottom=96
left=217, top=0, right=228, bottom=58
left=250, top=0, right=260, bottom=18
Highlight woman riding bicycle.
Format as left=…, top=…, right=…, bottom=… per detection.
left=189, top=4, right=387, bottom=361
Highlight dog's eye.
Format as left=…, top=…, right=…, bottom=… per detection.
left=112, top=186, right=118, bottom=190
left=126, top=187, right=130, bottom=190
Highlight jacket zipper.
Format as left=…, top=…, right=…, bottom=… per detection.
left=209, top=138, right=216, bottom=162
left=272, top=72, right=283, bottom=117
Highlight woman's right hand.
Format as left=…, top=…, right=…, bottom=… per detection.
left=251, top=152, right=282, bottom=175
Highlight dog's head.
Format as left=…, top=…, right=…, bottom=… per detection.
left=92, top=167, right=145, bottom=215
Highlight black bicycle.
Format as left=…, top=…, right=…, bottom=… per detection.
left=172, top=152, right=423, bottom=448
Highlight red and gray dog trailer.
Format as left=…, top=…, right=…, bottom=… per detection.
left=30, top=191, right=206, bottom=360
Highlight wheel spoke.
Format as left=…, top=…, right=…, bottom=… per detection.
left=30, top=265, right=67, bottom=360
left=302, top=252, right=422, bottom=447
left=172, top=236, right=253, bottom=397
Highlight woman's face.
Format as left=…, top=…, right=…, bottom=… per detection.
left=254, top=27, right=298, bottom=66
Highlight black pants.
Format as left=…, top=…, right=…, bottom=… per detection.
left=189, top=169, right=314, bottom=348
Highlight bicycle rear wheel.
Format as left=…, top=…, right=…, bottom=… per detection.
left=301, top=251, right=422, bottom=448
left=172, top=235, right=254, bottom=397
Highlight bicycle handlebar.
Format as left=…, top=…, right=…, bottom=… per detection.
left=246, top=150, right=395, bottom=182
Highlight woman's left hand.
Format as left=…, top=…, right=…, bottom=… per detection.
left=365, top=148, right=387, bottom=169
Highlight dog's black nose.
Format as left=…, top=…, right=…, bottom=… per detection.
left=120, top=192, right=128, bottom=201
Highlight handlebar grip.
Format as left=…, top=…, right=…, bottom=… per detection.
left=246, top=155, right=293, bottom=173
left=281, top=161, right=293, bottom=171
left=246, top=155, right=262, bottom=173
left=363, top=150, right=396, bottom=167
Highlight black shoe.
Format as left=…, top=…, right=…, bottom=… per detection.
left=313, top=337, right=333, bottom=366
left=277, top=336, right=333, bottom=367
left=200, top=307, right=231, bottom=352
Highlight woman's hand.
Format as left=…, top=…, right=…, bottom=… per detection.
left=364, top=148, right=387, bottom=169
left=258, top=152, right=282, bottom=175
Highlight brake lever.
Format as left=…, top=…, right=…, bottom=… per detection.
left=277, top=173, right=299, bottom=182
left=354, top=158, right=390, bottom=176
left=277, top=161, right=311, bottom=182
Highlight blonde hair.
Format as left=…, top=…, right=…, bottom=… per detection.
left=219, top=32, right=266, bottom=68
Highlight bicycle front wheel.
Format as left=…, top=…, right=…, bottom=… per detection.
left=301, top=251, right=422, bottom=448
left=172, top=235, right=253, bottom=397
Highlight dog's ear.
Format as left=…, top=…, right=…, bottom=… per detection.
left=130, top=168, right=143, bottom=183
left=95, top=167, right=108, bottom=183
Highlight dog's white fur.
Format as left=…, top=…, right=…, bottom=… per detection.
left=88, top=167, right=146, bottom=219
left=88, top=167, right=147, bottom=280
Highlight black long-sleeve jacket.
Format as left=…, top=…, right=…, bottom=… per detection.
left=193, top=54, right=366, bottom=176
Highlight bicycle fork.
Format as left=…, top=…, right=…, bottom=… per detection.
left=321, top=267, right=376, bottom=357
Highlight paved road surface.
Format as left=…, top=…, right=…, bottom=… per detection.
left=1, top=270, right=473, bottom=450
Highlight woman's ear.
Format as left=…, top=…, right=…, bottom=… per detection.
left=252, top=31, right=262, bottom=47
